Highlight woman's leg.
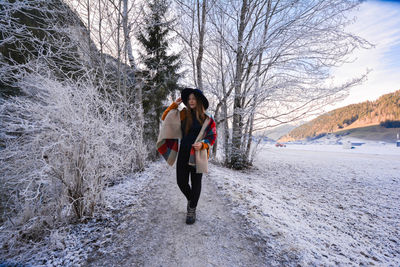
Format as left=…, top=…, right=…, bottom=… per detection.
left=176, top=152, right=192, bottom=201
left=188, top=166, right=202, bottom=208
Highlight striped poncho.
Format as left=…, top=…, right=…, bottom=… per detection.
left=156, top=103, right=217, bottom=173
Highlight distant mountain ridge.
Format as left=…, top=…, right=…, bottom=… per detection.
left=263, top=123, right=299, bottom=141
left=279, top=90, right=400, bottom=142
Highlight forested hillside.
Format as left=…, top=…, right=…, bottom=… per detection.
left=279, top=90, right=400, bottom=141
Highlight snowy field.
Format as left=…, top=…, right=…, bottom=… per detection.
left=1, top=142, right=399, bottom=266
left=208, top=142, right=400, bottom=266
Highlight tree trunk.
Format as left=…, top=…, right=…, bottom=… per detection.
left=245, top=0, right=272, bottom=161
left=196, top=0, right=206, bottom=91
left=230, top=0, right=247, bottom=169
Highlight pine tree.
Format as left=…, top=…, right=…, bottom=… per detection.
left=136, top=0, right=182, bottom=160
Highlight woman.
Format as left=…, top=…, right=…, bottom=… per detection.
left=158, top=88, right=217, bottom=224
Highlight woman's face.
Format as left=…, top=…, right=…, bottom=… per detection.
left=188, top=93, right=197, bottom=109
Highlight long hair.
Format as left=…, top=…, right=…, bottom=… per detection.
left=184, top=94, right=206, bottom=135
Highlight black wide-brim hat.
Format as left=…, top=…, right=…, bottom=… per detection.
left=181, top=87, right=209, bottom=110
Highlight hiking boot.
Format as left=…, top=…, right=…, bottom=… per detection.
left=186, top=206, right=196, bottom=224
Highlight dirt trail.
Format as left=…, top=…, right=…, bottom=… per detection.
left=87, top=160, right=267, bottom=267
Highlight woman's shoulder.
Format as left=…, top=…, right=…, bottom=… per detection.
left=161, top=102, right=179, bottom=121
left=204, top=112, right=214, bottom=121
left=204, top=112, right=216, bottom=128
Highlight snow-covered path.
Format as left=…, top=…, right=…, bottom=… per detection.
left=88, top=160, right=267, bottom=266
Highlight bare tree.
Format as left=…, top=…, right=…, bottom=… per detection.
left=0, top=0, right=146, bottom=239
left=65, top=0, right=146, bottom=165
left=176, top=0, right=372, bottom=169
left=172, top=0, right=217, bottom=90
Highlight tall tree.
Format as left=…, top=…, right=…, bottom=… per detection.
left=175, top=0, right=371, bottom=169
left=136, top=0, right=182, bottom=160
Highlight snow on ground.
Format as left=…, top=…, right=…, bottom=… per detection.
left=1, top=160, right=268, bottom=267
left=284, top=132, right=400, bottom=155
left=208, top=142, right=400, bottom=266
left=284, top=141, right=400, bottom=155
left=87, top=160, right=267, bottom=267
left=0, top=162, right=158, bottom=266
left=1, top=141, right=399, bottom=266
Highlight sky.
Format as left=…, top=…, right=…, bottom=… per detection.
left=329, top=0, right=400, bottom=110
left=67, top=0, right=400, bottom=115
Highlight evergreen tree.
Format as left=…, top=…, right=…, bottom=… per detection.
left=136, top=0, right=182, bottom=160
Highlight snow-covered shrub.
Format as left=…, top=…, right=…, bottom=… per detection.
left=0, top=70, right=145, bottom=233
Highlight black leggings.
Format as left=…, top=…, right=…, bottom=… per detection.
left=176, top=149, right=203, bottom=208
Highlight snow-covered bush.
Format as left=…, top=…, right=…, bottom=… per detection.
left=0, top=70, right=145, bottom=235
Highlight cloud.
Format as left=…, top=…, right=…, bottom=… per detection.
left=329, top=0, right=400, bottom=108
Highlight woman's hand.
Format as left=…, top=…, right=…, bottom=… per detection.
left=174, top=97, right=182, bottom=106
left=192, top=142, right=202, bottom=151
